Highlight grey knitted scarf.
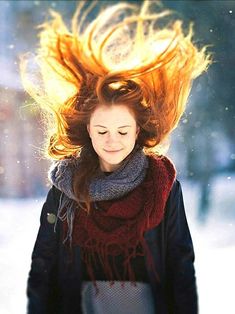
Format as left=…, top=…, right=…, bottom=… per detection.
left=48, top=143, right=149, bottom=247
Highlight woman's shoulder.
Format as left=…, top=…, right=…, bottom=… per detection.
left=146, top=153, right=177, bottom=195
left=168, top=177, right=183, bottom=198
left=163, top=177, right=186, bottom=219
left=145, top=152, right=185, bottom=210
left=44, top=184, right=63, bottom=209
left=146, top=153, right=177, bottom=179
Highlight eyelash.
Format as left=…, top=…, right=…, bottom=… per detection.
left=98, top=131, right=127, bottom=136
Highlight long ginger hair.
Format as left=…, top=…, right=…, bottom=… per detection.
left=20, top=0, right=213, bottom=212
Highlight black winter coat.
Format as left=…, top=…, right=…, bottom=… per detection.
left=26, top=179, right=198, bottom=314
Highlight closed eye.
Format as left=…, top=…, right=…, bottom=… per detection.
left=98, top=131, right=127, bottom=136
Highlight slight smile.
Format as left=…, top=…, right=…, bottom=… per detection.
left=104, top=149, right=123, bottom=153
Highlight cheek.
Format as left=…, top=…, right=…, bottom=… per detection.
left=91, top=135, right=106, bottom=149
left=91, top=134, right=100, bottom=143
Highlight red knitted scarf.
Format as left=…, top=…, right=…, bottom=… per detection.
left=61, top=154, right=176, bottom=287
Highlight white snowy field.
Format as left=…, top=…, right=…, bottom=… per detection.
left=0, top=177, right=234, bottom=314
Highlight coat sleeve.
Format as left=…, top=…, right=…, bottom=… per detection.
left=165, top=179, right=198, bottom=314
left=26, top=185, right=61, bottom=314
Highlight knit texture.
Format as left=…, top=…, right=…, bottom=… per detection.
left=49, top=143, right=148, bottom=202
left=48, top=144, right=149, bottom=247
left=48, top=145, right=177, bottom=292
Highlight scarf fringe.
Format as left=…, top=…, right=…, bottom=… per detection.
left=54, top=192, right=76, bottom=249
left=80, top=240, right=143, bottom=295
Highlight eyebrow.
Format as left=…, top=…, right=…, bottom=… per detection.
left=94, top=125, right=132, bottom=128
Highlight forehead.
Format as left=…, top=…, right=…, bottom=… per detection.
left=90, top=105, right=136, bottom=124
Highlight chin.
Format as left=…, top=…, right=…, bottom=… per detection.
left=100, top=150, right=125, bottom=163
left=103, top=153, right=125, bottom=163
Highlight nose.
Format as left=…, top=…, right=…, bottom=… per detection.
left=105, top=133, right=119, bottom=146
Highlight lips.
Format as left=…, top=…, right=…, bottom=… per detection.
left=104, top=149, right=122, bottom=153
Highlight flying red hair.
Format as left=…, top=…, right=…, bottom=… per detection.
left=20, top=0, right=213, bottom=212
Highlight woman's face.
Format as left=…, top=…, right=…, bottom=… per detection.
left=87, top=104, right=140, bottom=172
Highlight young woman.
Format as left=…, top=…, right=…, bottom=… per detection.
left=20, top=1, right=213, bottom=313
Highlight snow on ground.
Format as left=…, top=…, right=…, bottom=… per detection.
left=0, top=178, right=234, bottom=314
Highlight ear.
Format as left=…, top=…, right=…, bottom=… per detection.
left=136, top=125, right=140, bottom=138
left=87, top=124, right=90, bottom=136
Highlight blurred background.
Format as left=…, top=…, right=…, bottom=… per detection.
left=0, top=0, right=234, bottom=313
